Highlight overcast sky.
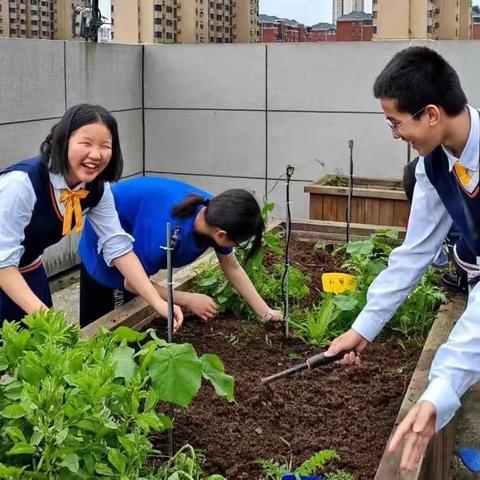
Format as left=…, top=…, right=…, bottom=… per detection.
left=99, top=0, right=480, bottom=26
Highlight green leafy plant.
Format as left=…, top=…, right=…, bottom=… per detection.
left=154, top=444, right=226, bottom=480
left=288, top=295, right=341, bottom=347
left=0, top=310, right=234, bottom=479
left=257, top=449, right=355, bottom=480
left=290, top=229, right=445, bottom=346
left=194, top=204, right=308, bottom=320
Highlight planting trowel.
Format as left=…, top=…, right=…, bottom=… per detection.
left=261, top=349, right=351, bottom=385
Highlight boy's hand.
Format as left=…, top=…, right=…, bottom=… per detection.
left=388, top=401, right=437, bottom=471
left=326, top=328, right=369, bottom=365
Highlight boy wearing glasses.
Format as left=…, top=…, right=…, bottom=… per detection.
left=327, top=46, right=480, bottom=470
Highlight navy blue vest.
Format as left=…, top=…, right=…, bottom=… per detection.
left=1, top=156, right=104, bottom=268
left=424, top=147, right=480, bottom=264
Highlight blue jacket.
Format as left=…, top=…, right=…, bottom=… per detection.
left=79, top=177, right=231, bottom=289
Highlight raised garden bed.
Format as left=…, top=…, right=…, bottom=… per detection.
left=304, top=176, right=409, bottom=228
left=79, top=229, right=460, bottom=480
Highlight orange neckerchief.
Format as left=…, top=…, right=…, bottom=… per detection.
left=59, top=189, right=89, bottom=235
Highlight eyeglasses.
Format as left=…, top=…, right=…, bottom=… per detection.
left=384, top=106, right=426, bottom=136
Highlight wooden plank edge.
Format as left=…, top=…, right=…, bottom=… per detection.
left=374, top=293, right=465, bottom=480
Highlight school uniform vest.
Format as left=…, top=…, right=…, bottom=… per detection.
left=1, top=156, right=104, bottom=268
left=424, top=148, right=480, bottom=265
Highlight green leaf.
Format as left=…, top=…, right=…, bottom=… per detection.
left=30, top=430, right=44, bottom=447
left=56, top=427, right=69, bottom=445
left=0, top=405, right=28, bottom=418
left=346, top=240, right=374, bottom=256
left=111, top=345, right=136, bottom=382
left=137, top=412, right=171, bottom=432
left=6, top=442, right=36, bottom=455
left=60, top=453, right=79, bottom=473
left=0, top=464, right=25, bottom=476
left=144, top=388, right=158, bottom=411
left=333, top=294, right=358, bottom=311
left=197, top=276, right=218, bottom=287
left=95, top=463, right=114, bottom=476
left=4, top=426, right=26, bottom=443
left=18, top=352, right=47, bottom=386
left=108, top=448, right=127, bottom=474
left=148, top=343, right=202, bottom=407
left=201, top=354, right=234, bottom=401
left=111, top=327, right=147, bottom=343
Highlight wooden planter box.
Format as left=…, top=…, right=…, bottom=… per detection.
left=304, top=175, right=409, bottom=228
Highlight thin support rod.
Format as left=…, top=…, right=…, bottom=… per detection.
left=346, top=140, right=354, bottom=243
left=166, top=223, right=175, bottom=456
left=282, top=165, right=294, bottom=336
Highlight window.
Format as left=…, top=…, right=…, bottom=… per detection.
left=155, top=17, right=161, bottom=24
left=166, top=6, right=172, bottom=13
left=216, top=37, right=222, bottom=43
left=427, top=25, right=432, bottom=33
left=111, top=4, right=113, bottom=11
left=166, top=32, right=172, bottom=39
left=111, top=31, right=114, bottom=39
left=166, top=19, right=173, bottom=26
left=373, top=25, right=377, bottom=34
left=155, top=31, right=162, bottom=37
left=154, top=4, right=161, bottom=11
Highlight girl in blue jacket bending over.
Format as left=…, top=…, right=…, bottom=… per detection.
left=79, top=177, right=282, bottom=326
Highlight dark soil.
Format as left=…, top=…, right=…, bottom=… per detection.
left=153, top=239, right=422, bottom=480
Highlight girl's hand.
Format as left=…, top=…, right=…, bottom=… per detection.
left=172, top=304, right=184, bottom=333
left=155, top=301, right=184, bottom=333
left=185, top=293, right=219, bottom=321
left=264, top=309, right=283, bottom=322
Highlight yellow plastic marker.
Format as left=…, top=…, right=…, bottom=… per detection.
left=321, top=273, right=357, bottom=294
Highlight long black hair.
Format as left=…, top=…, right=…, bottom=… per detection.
left=40, top=103, right=123, bottom=182
left=172, top=189, right=264, bottom=261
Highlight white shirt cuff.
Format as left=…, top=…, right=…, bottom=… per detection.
left=351, top=311, right=384, bottom=342
left=0, top=246, right=24, bottom=269
left=98, top=233, right=134, bottom=267
left=419, top=377, right=461, bottom=432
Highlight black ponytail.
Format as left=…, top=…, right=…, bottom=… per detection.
left=172, top=194, right=209, bottom=218
left=172, top=189, right=264, bottom=261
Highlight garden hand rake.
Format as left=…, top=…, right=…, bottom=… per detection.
left=261, top=349, right=350, bottom=385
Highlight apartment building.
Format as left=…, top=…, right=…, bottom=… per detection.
left=372, top=0, right=471, bottom=40
left=111, top=0, right=259, bottom=44
left=0, top=0, right=85, bottom=39
left=332, top=0, right=364, bottom=24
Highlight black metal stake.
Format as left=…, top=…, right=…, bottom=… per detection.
left=166, top=223, right=175, bottom=457
left=346, top=140, right=354, bottom=243
left=281, top=165, right=295, bottom=336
